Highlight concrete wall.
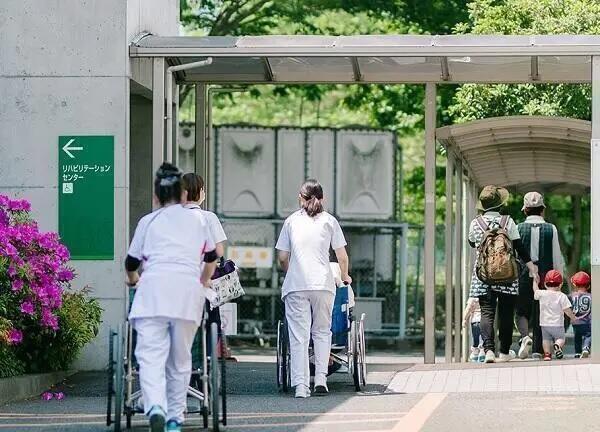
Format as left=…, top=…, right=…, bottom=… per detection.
left=0, top=0, right=179, bottom=370
left=130, top=94, right=153, bottom=238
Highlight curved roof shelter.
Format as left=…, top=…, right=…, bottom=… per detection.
left=437, top=116, right=591, bottom=195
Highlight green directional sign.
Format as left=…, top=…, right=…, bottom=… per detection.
left=58, top=136, right=114, bottom=260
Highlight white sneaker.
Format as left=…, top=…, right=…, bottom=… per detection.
left=469, top=347, right=479, bottom=362
left=478, top=348, right=486, bottom=363
left=485, top=350, right=496, bottom=363
left=497, top=350, right=517, bottom=363
left=582, top=348, right=591, bottom=358
left=518, top=336, right=533, bottom=359
left=295, top=384, right=310, bottom=398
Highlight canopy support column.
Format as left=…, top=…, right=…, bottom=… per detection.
left=152, top=57, right=165, bottom=208
left=424, top=83, right=437, bottom=364
left=195, top=84, right=208, bottom=206
left=445, top=154, right=455, bottom=363
left=463, top=177, right=476, bottom=361
left=591, top=56, right=600, bottom=362
left=454, top=161, right=463, bottom=361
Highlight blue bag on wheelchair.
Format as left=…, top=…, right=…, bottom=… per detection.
left=331, top=285, right=349, bottom=344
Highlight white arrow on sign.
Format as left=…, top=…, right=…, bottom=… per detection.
left=62, top=139, right=83, bottom=159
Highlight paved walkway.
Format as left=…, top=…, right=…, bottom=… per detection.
left=389, top=359, right=598, bottom=394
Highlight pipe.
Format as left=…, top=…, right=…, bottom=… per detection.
left=166, top=57, right=213, bottom=164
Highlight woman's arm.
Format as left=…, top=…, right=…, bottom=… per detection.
left=215, top=241, right=225, bottom=258
left=201, top=250, right=218, bottom=287
left=124, top=255, right=141, bottom=287
left=278, top=250, right=290, bottom=272
left=334, top=247, right=352, bottom=285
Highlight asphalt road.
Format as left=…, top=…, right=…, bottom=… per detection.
left=0, top=360, right=416, bottom=432
left=2, top=357, right=600, bottom=432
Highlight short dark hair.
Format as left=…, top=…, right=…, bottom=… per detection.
left=182, top=173, right=204, bottom=202
left=154, top=162, right=182, bottom=206
left=300, top=179, right=324, bottom=217
left=524, top=206, right=544, bottom=216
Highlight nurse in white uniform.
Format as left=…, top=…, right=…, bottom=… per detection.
left=125, top=163, right=218, bottom=432
left=276, top=179, right=351, bottom=398
left=182, top=173, right=233, bottom=358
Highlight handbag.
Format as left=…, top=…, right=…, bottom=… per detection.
left=209, top=258, right=245, bottom=309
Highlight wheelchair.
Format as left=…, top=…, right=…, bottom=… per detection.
left=106, top=289, right=227, bottom=432
left=276, top=284, right=367, bottom=393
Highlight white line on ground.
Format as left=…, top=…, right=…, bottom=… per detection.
left=390, top=392, right=447, bottom=432
left=0, top=416, right=405, bottom=430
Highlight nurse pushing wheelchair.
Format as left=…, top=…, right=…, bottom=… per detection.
left=106, top=162, right=224, bottom=432
left=275, top=179, right=366, bottom=398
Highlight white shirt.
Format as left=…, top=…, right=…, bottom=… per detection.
left=185, top=204, right=227, bottom=244
left=128, top=204, right=216, bottom=325
left=534, top=289, right=572, bottom=327
left=276, top=210, right=347, bottom=298
left=522, top=216, right=565, bottom=275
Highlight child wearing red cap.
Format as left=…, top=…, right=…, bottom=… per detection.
left=533, top=270, right=578, bottom=361
left=570, top=271, right=592, bottom=358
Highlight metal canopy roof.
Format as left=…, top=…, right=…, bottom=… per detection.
left=129, top=34, right=600, bottom=84
left=437, top=116, right=591, bottom=195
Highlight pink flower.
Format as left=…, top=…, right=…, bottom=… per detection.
left=20, top=300, right=35, bottom=316
left=0, top=195, right=9, bottom=208
left=41, top=309, right=59, bottom=331
left=53, top=392, right=65, bottom=400
left=8, top=199, right=31, bottom=212
left=0, top=209, right=7, bottom=226
left=41, top=392, right=53, bottom=401
left=57, top=268, right=75, bottom=282
left=11, top=279, right=24, bottom=292
left=5, top=244, right=18, bottom=258
left=7, top=265, right=17, bottom=277
left=7, top=328, right=23, bottom=345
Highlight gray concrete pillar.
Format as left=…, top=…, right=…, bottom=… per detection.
left=424, top=83, right=437, bottom=364
left=454, top=161, right=463, bottom=361
left=445, top=154, right=455, bottom=363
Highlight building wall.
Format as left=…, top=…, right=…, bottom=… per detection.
left=0, top=0, right=179, bottom=369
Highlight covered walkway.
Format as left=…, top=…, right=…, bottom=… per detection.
left=129, top=34, right=600, bottom=363
left=437, top=116, right=591, bottom=362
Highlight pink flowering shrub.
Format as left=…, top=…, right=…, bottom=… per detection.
left=0, top=195, right=102, bottom=377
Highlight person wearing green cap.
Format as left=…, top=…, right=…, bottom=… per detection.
left=468, top=186, right=539, bottom=363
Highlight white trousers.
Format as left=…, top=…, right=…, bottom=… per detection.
left=134, top=317, right=198, bottom=423
left=284, top=290, right=334, bottom=388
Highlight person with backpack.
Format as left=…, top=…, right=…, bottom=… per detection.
left=515, top=192, right=565, bottom=360
left=468, top=185, right=539, bottom=363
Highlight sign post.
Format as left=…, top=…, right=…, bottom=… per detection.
left=58, top=136, right=114, bottom=260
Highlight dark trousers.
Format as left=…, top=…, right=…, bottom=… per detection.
left=471, top=322, right=482, bottom=348
left=515, top=276, right=544, bottom=355
left=573, top=323, right=592, bottom=353
left=479, top=291, right=516, bottom=355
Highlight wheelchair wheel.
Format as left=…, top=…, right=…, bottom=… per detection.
left=106, top=328, right=115, bottom=427
left=210, top=323, right=220, bottom=432
left=276, top=320, right=291, bottom=392
left=220, top=339, right=227, bottom=427
left=113, top=325, right=125, bottom=431
left=358, top=313, right=367, bottom=388
left=352, top=318, right=365, bottom=392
